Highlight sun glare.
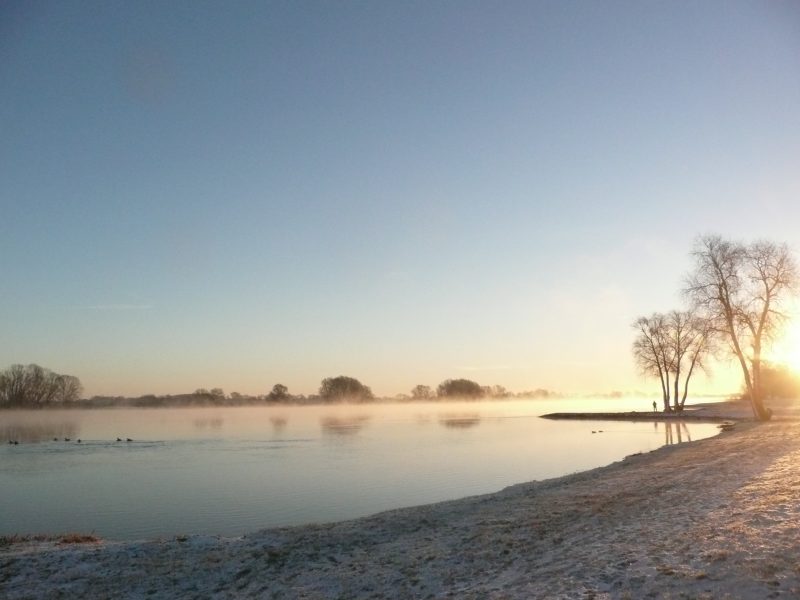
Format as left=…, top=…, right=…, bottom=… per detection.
left=770, top=322, right=800, bottom=372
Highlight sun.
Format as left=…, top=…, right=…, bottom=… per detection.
left=769, top=321, right=800, bottom=371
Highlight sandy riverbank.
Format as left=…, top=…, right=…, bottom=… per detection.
left=3, top=407, right=800, bottom=599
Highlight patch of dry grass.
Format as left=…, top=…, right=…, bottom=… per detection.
left=0, top=534, right=50, bottom=548
left=56, top=533, right=101, bottom=545
left=0, top=533, right=101, bottom=548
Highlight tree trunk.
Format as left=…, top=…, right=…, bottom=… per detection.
left=750, top=349, right=771, bottom=420
left=725, top=316, right=764, bottom=420
left=672, top=367, right=680, bottom=412
left=680, top=363, right=695, bottom=411
left=679, top=350, right=702, bottom=411
left=656, top=364, right=668, bottom=412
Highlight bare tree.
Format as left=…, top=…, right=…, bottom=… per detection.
left=667, top=311, right=713, bottom=411
left=685, top=235, right=797, bottom=420
left=54, top=374, right=83, bottom=404
left=633, top=311, right=711, bottom=412
left=0, top=364, right=83, bottom=407
left=632, top=314, right=673, bottom=411
left=410, top=384, right=433, bottom=400
left=488, top=384, right=510, bottom=398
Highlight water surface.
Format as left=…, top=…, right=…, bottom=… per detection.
left=0, top=397, right=723, bottom=540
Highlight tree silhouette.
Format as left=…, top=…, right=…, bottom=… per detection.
left=0, top=364, right=83, bottom=407
left=411, top=384, right=433, bottom=400
left=437, top=378, right=484, bottom=399
left=319, top=376, right=374, bottom=402
left=632, top=311, right=711, bottom=412
left=685, top=235, right=797, bottom=420
left=268, top=383, right=290, bottom=402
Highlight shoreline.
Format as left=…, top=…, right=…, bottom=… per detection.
left=4, top=404, right=800, bottom=598
left=540, top=411, right=739, bottom=422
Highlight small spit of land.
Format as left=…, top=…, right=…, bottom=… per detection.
left=3, top=400, right=800, bottom=599
left=540, top=397, right=760, bottom=423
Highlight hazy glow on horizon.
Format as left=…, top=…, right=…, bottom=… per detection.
left=2, top=2, right=799, bottom=397
left=770, top=315, right=800, bottom=374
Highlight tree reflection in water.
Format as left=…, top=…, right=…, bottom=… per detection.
left=192, top=417, right=224, bottom=430
left=0, top=422, right=78, bottom=443
left=320, top=415, right=370, bottom=436
left=438, top=413, right=481, bottom=429
left=269, top=416, right=288, bottom=432
left=657, top=421, right=693, bottom=445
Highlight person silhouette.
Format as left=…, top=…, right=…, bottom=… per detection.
left=652, top=400, right=657, bottom=413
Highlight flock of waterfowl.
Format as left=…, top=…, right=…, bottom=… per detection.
left=7, top=437, right=134, bottom=445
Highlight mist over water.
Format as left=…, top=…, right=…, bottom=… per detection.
left=0, top=397, right=723, bottom=540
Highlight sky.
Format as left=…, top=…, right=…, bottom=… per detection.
left=2, top=1, right=800, bottom=398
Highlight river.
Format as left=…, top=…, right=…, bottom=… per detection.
left=0, top=397, right=723, bottom=540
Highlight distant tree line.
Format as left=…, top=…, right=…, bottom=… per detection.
left=0, top=364, right=83, bottom=407
left=633, top=235, right=797, bottom=420
left=0, top=365, right=564, bottom=409
left=408, top=380, right=529, bottom=400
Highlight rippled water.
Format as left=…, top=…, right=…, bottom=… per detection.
left=0, top=398, right=723, bottom=540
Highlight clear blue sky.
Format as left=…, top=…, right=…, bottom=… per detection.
left=2, top=1, right=799, bottom=397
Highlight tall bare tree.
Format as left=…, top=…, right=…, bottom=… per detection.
left=685, top=235, right=797, bottom=420
left=632, top=314, right=672, bottom=411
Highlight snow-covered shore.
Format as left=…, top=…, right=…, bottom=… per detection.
left=3, top=411, right=800, bottom=599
